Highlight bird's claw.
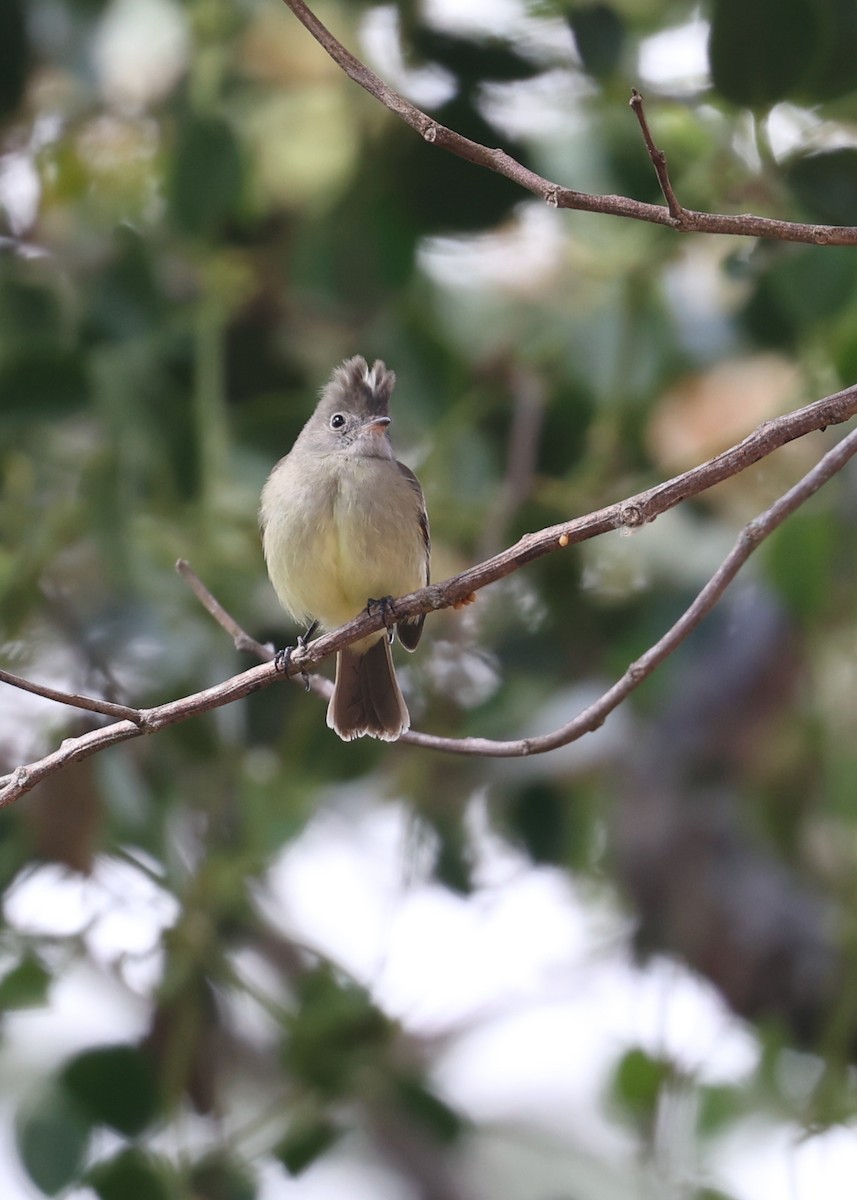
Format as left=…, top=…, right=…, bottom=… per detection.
left=367, top=595, right=396, bottom=643
left=274, top=621, right=319, bottom=692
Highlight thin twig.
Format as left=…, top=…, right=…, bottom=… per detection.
left=40, top=582, right=126, bottom=704
left=382, top=380, right=857, bottom=622
left=0, top=667, right=141, bottom=723
left=403, top=424, right=857, bottom=756
left=629, top=88, right=684, bottom=220
left=0, top=663, right=277, bottom=808
left=175, top=560, right=333, bottom=703
left=176, top=559, right=274, bottom=661
left=278, top=0, right=857, bottom=247
left=1, top=382, right=856, bottom=805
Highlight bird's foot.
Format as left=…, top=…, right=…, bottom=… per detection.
left=367, top=596, right=396, bottom=643
left=274, top=620, right=319, bottom=691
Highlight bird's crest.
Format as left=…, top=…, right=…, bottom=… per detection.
left=323, top=355, right=396, bottom=416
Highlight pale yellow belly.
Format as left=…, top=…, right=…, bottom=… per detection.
left=262, top=454, right=426, bottom=634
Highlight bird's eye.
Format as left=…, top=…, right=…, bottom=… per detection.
left=329, top=413, right=346, bottom=430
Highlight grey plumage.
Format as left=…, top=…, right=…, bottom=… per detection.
left=260, top=356, right=430, bottom=741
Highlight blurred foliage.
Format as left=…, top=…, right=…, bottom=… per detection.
left=1, top=0, right=857, bottom=1197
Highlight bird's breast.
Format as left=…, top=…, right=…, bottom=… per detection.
left=262, top=454, right=425, bottom=631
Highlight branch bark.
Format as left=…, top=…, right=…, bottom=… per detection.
left=629, top=87, right=684, bottom=220
left=2, top=383, right=856, bottom=804
left=278, top=0, right=857, bottom=247
left=405, top=420, right=857, bottom=755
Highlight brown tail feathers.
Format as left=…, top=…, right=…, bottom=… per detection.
left=326, top=637, right=410, bottom=741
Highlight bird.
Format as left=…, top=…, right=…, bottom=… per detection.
left=260, top=356, right=430, bottom=741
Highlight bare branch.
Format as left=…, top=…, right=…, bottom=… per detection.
left=381, top=381, right=857, bottom=626
left=629, top=87, right=684, bottom=221
left=2, top=382, right=857, bottom=805
left=0, top=667, right=141, bottom=723
left=40, top=582, right=127, bottom=704
left=176, top=559, right=274, bottom=661
left=278, top=0, right=857, bottom=247
left=174, top=560, right=334, bottom=704
left=404, top=423, right=857, bottom=756
left=0, top=662, right=277, bottom=809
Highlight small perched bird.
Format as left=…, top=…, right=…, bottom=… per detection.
left=260, top=356, right=430, bottom=741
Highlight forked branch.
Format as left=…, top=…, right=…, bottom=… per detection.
left=278, top=0, right=857, bottom=247
left=2, top=384, right=857, bottom=803
left=3, top=5, right=857, bottom=799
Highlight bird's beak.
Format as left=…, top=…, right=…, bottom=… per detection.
left=363, top=415, right=391, bottom=437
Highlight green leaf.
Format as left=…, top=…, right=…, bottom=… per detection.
left=393, top=1075, right=465, bottom=1144
left=0, top=955, right=52, bottom=1010
left=406, top=28, right=543, bottom=85
left=87, top=1148, right=175, bottom=1200
left=15, top=1085, right=91, bottom=1196
left=61, top=1044, right=160, bottom=1137
left=188, top=1153, right=257, bottom=1200
left=785, top=148, right=857, bottom=226
left=568, top=4, right=625, bottom=79
left=798, top=0, right=857, bottom=101
left=284, top=967, right=392, bottom=1095
left=430, top=809, right=472, bottom=894
left=168, top=115, right=243, bottom=238
left=276, top=1113, right=340, bottom=1176
left=507, top=781, right=567, bottom=866
left=610, top=1047, right=672, bottom=1119
left=0, top=0, right=28, bottom=119
left=697, top=1083, right=742, bottom=1136
left=0, top=347, right=89, bottom=419
left=0, top=279, right=63, bottom=345
left=741, top=274, right=798, bottom=350
left=709, top=0, right=819, bottom=108
left=353, top=87, right=530, bottom=243
left=762, top=246, right=857, bottom=326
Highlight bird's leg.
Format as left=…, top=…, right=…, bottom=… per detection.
left=274, top=620, right=319, bottom=691
left=367, top=596, right=396, bottom=644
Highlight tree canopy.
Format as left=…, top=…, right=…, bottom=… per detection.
left=2, top=1, right=857, bottom=1197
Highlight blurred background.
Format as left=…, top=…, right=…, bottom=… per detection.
left=2, top=0, right=857, bottom=1197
